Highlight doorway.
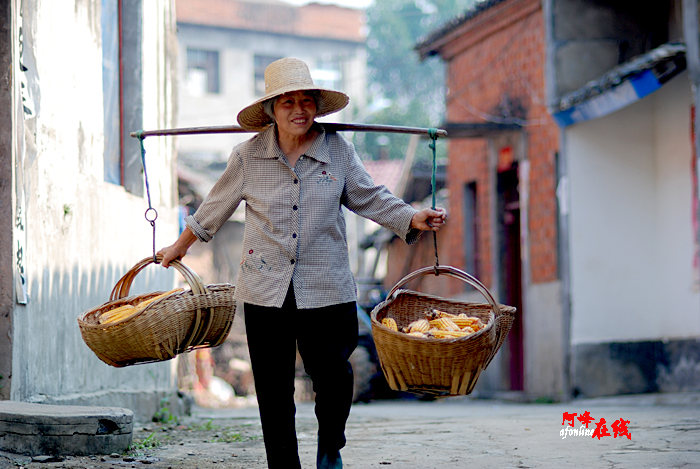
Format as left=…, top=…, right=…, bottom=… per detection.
left=497, top=163, right=524, bottom=391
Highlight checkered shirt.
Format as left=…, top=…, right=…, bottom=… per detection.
left=185, top=124, right=421, bottom=309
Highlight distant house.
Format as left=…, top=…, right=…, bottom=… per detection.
left=417, top=0, right=700, bottom=400
left=176, top=0, right=367, bottom=171
left=0, top=0, right=180, bottom=420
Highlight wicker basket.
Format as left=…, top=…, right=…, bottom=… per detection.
left=370, top=265, right=516, bottom=396
left=77, top=255, right=236, bottom=367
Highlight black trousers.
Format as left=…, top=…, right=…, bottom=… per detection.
left=244, top=285, right=358, bottom=469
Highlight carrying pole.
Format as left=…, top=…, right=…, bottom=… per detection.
left=130, top=123, right=447, bottom=139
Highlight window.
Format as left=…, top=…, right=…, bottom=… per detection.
left=187, top=49, right=220, bottom=95
left=254, top=55, right=281, bottom=96
left=102, top=0, right=120, bottom=185
left=101, top=0, right=143, bottom=195
left=312, top=55, right=342, bottom=91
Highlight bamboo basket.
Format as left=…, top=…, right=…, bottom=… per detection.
left=77, top=255, right=236, bottom=367
left=370, top=265, right=516, bottom=396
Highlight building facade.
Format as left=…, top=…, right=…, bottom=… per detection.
left=544, top=0, right=700, bottom=397
left=0, top=0, right=181, bottom=420
left=418, top=0, right=700, bottom=399
left=416, top=0, right=567, bottom=399
left=176, top=0, right=367, bottom=165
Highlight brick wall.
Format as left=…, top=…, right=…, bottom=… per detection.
left=419, top=0, right=560, bottom=296
left=176, top=0, right=365, bottom=43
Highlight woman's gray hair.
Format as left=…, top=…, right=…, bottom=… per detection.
left=262, top=90, right=324, bottom=123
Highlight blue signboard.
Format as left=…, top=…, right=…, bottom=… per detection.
left=552, top=70, right=662, bottom=128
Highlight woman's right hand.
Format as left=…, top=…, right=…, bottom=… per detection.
left=157, top=244, right=188, bottom=268
left=157, top=227, right=198, bottom=268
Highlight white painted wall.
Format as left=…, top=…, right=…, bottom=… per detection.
left=11, top=1, right=180, bottom=417
left=567, top=72, right=700, bottom=345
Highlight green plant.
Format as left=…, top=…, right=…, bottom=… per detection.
left=152, top=396, right=178, bottom=424
left=213, top=430, right=261, bottom=443
left=190, top=419, right=218, bottom=432
left=213, top=431, right=243, bottom=443
left=128, top=431, right=161, bottom=452
left=63, top=204, right=72, bottom=217
left=534, top=396, right=556, bottom=404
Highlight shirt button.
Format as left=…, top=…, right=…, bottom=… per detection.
left=293, top=205, right=298, bottom=210
left=292, top=233, right=297, bottom=238
left=294, top=179, right=298, bottom=184
left=290, top=259, right=295, bottom=264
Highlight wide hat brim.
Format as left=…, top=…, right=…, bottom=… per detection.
left=236, top=58, right=350, bottom=131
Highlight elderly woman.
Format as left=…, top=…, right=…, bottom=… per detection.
left=158, top=58, right=445, bottom=469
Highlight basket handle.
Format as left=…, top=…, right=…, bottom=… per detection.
left=109, top=255, right=214, bottom=350
left=387, top=265, right=502, bottom=317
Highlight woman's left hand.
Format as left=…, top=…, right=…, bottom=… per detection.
left=411, top=207, right=447, bottom=231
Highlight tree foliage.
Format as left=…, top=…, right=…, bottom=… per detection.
left=353, top=0, right=477, bottom=161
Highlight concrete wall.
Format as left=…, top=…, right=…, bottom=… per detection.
left=0, top=0, right=13, bottom=401
left=8, top=0, right=180, bottom=422
left=567, top=72, right=699, bottom=346
left=546, top=0, right=679, bottom=104
left=176, top=23, right=367, bottom=159
left=565, top=72, right=700, bottom=395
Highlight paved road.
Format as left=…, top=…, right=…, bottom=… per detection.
left=2, top=392, right=699, bottom=468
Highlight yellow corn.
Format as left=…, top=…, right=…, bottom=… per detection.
left=99, top=305, right=135, bottom=324
left=428, top=317, right=461, bottom=332
left=452, top=317, right=481, bottom=328
left=99, top=288, right=183, bottom=324
left=381, top=317, right=398, bottom=331
left=408, top=319, right=430, bottom=333
left=429, top=330, right=469, bottom=339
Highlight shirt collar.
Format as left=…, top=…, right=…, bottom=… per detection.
left=252, top=123, right=330, bottom=164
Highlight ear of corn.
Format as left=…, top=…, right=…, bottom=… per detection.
left=382, top=309, right=486, bottom=340
left=381, top=317, right=398, bottom=331
left=99, top=288, right=184, bottom=325
left=99, top=305, right=136, bottom=324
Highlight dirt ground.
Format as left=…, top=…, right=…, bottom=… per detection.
left=2, top=392, right=700, bottom=468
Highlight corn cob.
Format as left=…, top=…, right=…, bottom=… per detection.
left=428, top=330, right=470, bottom=339
left=425, top=308, right=457, bottom=320
left=129, top=288, right=184, bottom=315
left=381, top=317, right=398, bottom=332
left=452, top=317, right=481, bottom=328
left=99, top=305, right=136, bottom=324
left=428, top=317, right=461, bottom=332
left=99, top=288, right=183, bottom=324
left=407, top=319, right=430, bottom=333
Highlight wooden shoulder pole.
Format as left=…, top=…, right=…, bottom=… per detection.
left=130, top=123, right=447, bottom=139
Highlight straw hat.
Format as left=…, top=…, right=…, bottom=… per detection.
left=237, top=57, right=350, bottom=131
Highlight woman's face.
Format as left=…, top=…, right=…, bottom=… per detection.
left=273, top=91, right=317, bottom=139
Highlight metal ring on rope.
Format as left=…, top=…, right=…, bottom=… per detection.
left=137, top=131, right=158, bottom=263
left=144, top=207, right=158, bottom=223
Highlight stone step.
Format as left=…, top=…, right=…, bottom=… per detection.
left=0, top=401, right=133, bottom=456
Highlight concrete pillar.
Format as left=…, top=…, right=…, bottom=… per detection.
left=0, top=0, right=15, bottom=401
